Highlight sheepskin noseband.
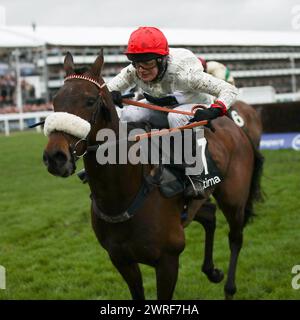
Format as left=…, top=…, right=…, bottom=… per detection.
left=44, top=112, right=91, bottom=139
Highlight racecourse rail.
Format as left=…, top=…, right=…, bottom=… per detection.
left=1, top=110, right=299, bottom=151
left=0, top=111, right=52, bottom=136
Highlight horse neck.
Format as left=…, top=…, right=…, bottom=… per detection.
left=84, top=114, right=146, bottom=215
left=85, top=157, right=144, bottom=215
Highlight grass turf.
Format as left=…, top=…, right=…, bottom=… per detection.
left=0, top=131, right=299, bottom=299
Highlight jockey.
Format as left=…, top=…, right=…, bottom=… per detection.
left=108, top=26, right=238, bottom=131
left=79, top=27, right=239, bottom=199
left=108, top=27, right=238, bottom=198
left=198, top=57, right=235, bottom=85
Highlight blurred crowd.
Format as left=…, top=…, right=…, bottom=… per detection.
left=0, top=74, right=50, bottom=113
left=0, top=103, right=53, bottom=114
left=0, top=75, right=16, bottom=106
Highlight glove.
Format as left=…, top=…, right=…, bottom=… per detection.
left=110, top=91, right=123, bottom=108
left=190, top=101, right=227, bottom=122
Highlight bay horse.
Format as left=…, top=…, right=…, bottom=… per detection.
left=42, top=51, right=263, bottom=300
left=229, top=100, right=263, bottom=149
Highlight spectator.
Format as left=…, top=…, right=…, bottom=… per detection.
left=0, top=74, right=16, bottom=106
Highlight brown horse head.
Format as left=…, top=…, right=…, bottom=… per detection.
left=43, top=50, right=116, bottom=177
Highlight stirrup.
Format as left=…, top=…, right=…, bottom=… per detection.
left=184, top=175, right=205, bottom=199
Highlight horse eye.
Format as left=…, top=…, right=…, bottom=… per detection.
left=86, top=97, right=96, bottom=107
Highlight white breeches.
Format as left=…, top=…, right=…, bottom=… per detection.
left=117, top=100, right=206, bottom=129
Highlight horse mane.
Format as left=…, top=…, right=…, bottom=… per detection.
left=98, top=98, right=112, bottom=123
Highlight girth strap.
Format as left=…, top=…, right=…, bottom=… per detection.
left=92, top=169, right=162, bottom=223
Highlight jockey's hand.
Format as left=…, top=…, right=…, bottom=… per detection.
left=190, top=101, right=227, bottom=122
left=110, top=91, right=123, bottom=108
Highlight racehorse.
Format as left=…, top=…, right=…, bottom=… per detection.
left=229, top=101, right=263, bottom=149
left=43, top=51, right=264, bottom=300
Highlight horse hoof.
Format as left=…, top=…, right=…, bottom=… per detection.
left=204, top=268, right=224, bottom=283
left=225, top=293, right=234, bottom=300
left=224, top=284, right=236, bottom=299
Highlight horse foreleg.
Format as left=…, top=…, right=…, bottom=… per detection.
left=111, top=258, right=145, bottom=300
left=194, top=200, right=224, bottom=283
left=155, top=253, right=179, bottom=300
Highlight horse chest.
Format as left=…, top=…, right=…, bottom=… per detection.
left=94, top=210, right=184, bottom=265
left=100, top=227, right=162, bottom=264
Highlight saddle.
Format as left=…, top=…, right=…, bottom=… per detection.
left=158, top=148, right=222, bottom=198
left=86, top=121, right=222, bottom=223
left=127, top=121, right=222, bottom=199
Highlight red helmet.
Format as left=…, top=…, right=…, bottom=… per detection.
left=125, top=27, right=169, bottom=56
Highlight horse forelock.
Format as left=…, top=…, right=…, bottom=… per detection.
left=74, top=66, right=89, bottom=75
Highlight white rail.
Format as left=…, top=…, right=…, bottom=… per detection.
left=0, top=111, right=52, bottom=136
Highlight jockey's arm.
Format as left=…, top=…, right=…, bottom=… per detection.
left=182, top=68, right=239, bottom=122
left=187, top=70, right=238, bottom=112
left=107, top=64, right=136, bottom=93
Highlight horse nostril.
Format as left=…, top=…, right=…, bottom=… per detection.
left=43, top=150, right=68, bottom=168
left=52, top=150, right=68, bottom=166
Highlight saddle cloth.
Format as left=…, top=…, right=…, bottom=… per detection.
left=127, top=121, right=222, bottom=198
left=159, top=144, right=222, bottom=198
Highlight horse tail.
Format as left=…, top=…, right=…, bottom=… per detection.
left=243, top=132, right=265, bottom=226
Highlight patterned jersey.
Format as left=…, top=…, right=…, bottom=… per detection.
left=107, top=48, right=238, bottom=109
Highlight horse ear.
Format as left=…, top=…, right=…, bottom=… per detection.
left=90, top=49, right=104, bottom=78
left=64, top=52, right=74, bottom=76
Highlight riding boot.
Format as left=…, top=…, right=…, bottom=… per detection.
left=184, top=175, right=206, bottom=199
left=77, top=169, right=88, bottom=184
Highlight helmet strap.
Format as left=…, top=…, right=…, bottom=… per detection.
left=152, top=56, right=168, bottom=82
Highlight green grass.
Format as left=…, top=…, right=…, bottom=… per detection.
left=0, top=131, right=299, bottom=299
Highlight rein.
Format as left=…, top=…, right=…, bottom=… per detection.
left=40, top=74, right=209, bottom=155
left=31, top=74, right=207, bottom=147
left=134, top=120, right=208, bottom=141
left=122, top=98, right=199, bottom=116
left=43, top=74, right=209, bottom=224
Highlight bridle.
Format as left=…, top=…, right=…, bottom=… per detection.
left=40, top=74, right=208, bottom=159
left=65, top=74, right=160, bottom=224
left=43, top=73, right=209, bottom=223
left=64, top=74, right=108, bottom=159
